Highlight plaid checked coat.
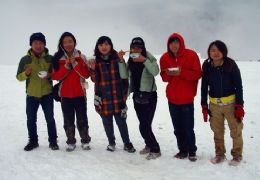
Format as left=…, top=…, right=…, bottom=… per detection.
left=92, top=57, right=129, bottom=117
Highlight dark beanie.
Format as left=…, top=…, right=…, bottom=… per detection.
left=30, top=32, right=46, bottom=46
left=130, top=37, right=145, bottom=49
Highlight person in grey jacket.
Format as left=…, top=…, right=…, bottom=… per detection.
left=127, top=37, right=161, bottom=160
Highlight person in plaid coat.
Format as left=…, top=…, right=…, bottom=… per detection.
left=89, top=36, right=135, bottom=153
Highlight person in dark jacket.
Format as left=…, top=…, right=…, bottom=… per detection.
left=201, top=40, right=244, bottom=166
left=52, top=32, right=91, bottom=152
left=16, top=32, right=59, bottom=151
left=126, top=37, right=161, bottom=160
left=90, top=36, right=135, bottom=153
left=160, top=33, right=202, bottom=161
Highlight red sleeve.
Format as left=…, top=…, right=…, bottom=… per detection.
left=179, top=52, right=202, bottom=81
left=73, top=57, right=90, bottom=79
left=159, top=54, right=172, bottom=82
left=52, top=61, right=71, bottom=81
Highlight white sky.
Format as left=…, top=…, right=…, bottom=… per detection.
left=1, top=0, right=260, bottom=65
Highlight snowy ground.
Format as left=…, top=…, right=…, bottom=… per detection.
left=0, top=61, right=259, bottom=180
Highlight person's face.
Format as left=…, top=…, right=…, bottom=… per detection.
left=31, top=40, right=45, bottom=55
left=98, top=41, right=111, bottom=55
left=209, top=45, right=224, bottom=61
left=131, top=46, right=142, bottom=53
left=62, top=36, right=76, bottom=53
left=169, top=41, right=180, bottom=55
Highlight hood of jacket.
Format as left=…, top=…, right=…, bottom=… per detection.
left=167, top=33, right=185, bottom=57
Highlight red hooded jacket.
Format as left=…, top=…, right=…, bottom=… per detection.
left=160, top=33, right=202, bottom=104
left=52, top=50, right=89, bottom=98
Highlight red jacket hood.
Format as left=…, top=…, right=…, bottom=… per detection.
left=167, top=33, right=186, bottom=57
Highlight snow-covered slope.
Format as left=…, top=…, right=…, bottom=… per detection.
left=0, top=61, right=259, bottom=180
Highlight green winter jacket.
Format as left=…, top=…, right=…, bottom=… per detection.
left=16, top=49, right=53, bottom=98
left=128, top=51, right=159, bottom=93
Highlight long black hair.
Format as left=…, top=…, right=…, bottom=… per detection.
left=207, top=40, right=228, bottom=59
left=94, top=36, right=118, bottom=60
left=52, top=32, right=77, bottom=71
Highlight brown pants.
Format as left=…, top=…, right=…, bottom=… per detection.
left=209, top=103, right=243, bottom=158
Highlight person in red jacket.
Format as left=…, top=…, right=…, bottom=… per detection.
left=160, top=33, right=202, bottom=161
left=52, top=32, right=91, bottom=152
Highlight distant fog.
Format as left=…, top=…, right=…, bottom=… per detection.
left=1, top=0, right=259, bottom=65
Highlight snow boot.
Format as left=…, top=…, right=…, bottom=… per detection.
left=24, top=141, right=39, bottom=151
left=174, top=151, right=188, bottom=159
left=188, top=152, right=197, bottom=162
left=49, top=142, right=59, bottom=150
left=210, top=155, right=226, bottom=164
left=66, top=144, right=76, bottom=152
left=139, top=146, right=150, bottom=155
left=124, top=143, right=136, bottom=153
left=229, top=156, right=242, bottom=166
left=107, top=144, right=116, bottom=152
left=81, top=143, right=91, bottom=150
left=146, top=152, right=161, bottom=160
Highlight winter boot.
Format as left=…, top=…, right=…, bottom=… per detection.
left=81, top=143, right=91, bottom=150
left=24, top=141, right=39, bottom=151
left=49, top=142, right=59, bottom=150
left=188, top=152, right=197, bottom=162
left=107, top=144, right=116, bottom=152
left=124, top=143, right=136, bottom=153
left=210, top=155, right=226, bottom=164
left=229, top=156, right=242, bottom=166
left=66, top=144, right=76, bottom=152
left=146, top=152, right=161, bottom=160
left=174, top=151, right=188, bottom=159
left=139, top=146, right=150, bottom=155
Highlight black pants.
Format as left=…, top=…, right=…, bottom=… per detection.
left=168, top=102, right=197, bottom=153
left=26, top=94, right=58, bottom=143
left=133, top=91, right=160, bottom=153
left=61, top=97, right=90, bottom=144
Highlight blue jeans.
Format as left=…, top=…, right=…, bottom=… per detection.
left=168, top=102, right=197, bottom=153
left=101, top=114, right=130, bottom=145
left=26, top=94, right=57, bottom=143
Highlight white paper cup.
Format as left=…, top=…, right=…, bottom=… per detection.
left=130, top=53, right=140, bottom=58
left=38, top=71, right=48, bottom=78
left=86, top=56, right=96, bottom=61
left=168, top=67, right=179, bottom=71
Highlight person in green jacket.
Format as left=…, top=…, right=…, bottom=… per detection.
left=16, top=32, right=59, bottom=151
left=122, top=37, right=161, bottom=159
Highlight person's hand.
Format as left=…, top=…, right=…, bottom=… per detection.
left=202, top=105, right=210, bottom=122
left=87, top=59, right=96, bottom=70
left=25, top=67, right=32, bottom=76
left=69, top=57, right=76, bottom=64
left=132, top=55, right=146, bottom=63
left=65, top=59, right=72, bottom=69
left=234, top=104, right=245, bottom=122
left=118, top=50, right=126, bottom=62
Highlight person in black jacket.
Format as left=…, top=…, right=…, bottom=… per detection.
left=201, top=40, right=245, bottom=166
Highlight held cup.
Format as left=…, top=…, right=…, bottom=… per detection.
left=38, top=71, right=48, bottom=78
left=168, top=67, right=180, bottom=72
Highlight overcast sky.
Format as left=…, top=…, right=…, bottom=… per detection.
left=1, top=0, right=259, bottom=65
